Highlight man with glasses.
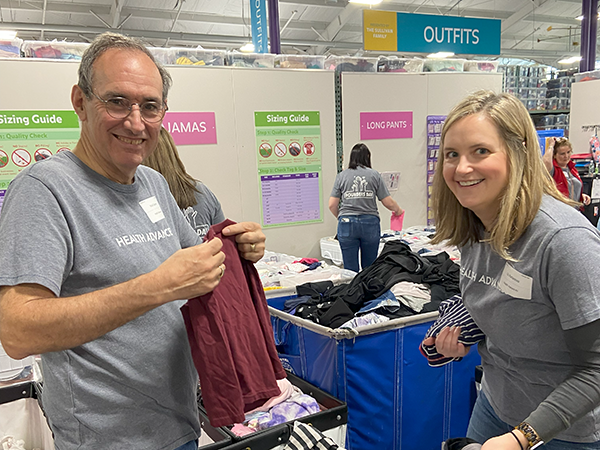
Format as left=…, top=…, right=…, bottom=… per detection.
left=0, top=32, right=265, bottom=450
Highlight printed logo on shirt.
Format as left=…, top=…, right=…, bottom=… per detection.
left=114, top=227, right=174, bottom=247
left=461, top=266, right=500, bottom=288
left=343, top=176, right=374, bottom=199
left=183, top=207, right=210, bottom=238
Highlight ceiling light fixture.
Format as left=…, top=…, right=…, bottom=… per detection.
left=348, top=0, right=383, bottom=5
left=239, top=42, right=255, bottom=53
left=427, top=52, right=455, bottom=59
left=0, top=30, right=18, bottom=40
left=558, top=55, right=582, bottom=64
left=575, top=12, right=600, bottom=20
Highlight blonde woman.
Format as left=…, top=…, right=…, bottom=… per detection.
left=144, top=127, right=225, bottom=238
left=424, top=91, right=600, bottom=450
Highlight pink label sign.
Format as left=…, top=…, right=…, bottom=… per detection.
left=359, top=111, right=413, bottom=140
left=163, top=112, right=217, bottom=145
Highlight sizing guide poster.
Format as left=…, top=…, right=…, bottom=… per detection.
left=254, top=111, right=323, bottom=228
left=0, top=110, right=80, bottom=214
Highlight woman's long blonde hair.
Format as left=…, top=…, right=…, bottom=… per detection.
left=430, top=90, right=575, bottom=260
left=143, top=127, right=199, bottom=209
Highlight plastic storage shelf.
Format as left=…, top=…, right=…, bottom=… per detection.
left=575, top=70, right=600, bottom=82
left=464, top=60, right=499, bottom=72
left=423, top=58, right=466, bottom=72
left=274, top=54, right=325, bottom=69
left=150, top=47, right=226, bottom=66
left=0, top=38, right=23, bottom=58
left=226, top=52, right=275, bottom=68
left=324, top=56, right=378, bottom=73
left=377, top=57, right=424, bottom=73
left=21, top=41, right=89, bottom=60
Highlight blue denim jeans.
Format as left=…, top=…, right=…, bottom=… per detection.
left=337, top=214, right=381, bottom=273
left=174, top=439, right=198, bottom=450
left=468, top=391, right=600, bottom=449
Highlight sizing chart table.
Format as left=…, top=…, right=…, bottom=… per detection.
left=261, top=172, right=320, bottom=226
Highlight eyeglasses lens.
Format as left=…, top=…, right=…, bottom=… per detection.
left=93, top=92, right=165, bottom=123
left=105, top=99, right=164, bottom=123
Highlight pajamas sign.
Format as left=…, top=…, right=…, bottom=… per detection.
left=163, top=112, right=217, bottom=146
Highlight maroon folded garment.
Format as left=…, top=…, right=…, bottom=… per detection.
left=181, top=219, right=285, bottom=427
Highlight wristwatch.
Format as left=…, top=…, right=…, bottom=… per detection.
left=515, top=422, right=544, bottom=449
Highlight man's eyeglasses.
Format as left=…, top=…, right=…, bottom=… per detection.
left=91, top=91, right=167, bottom=123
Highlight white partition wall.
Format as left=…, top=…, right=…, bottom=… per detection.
left=0, top=59, right=338, bottom=258
left=166, top=67, right=242, bottom=219
left=167, top=67, right=337, bottom=258
left=0, top=59, right=78, bottom=109
left=227, top=69, right=337, bottom=258
left=570, top=79, right=600, bottom=154
left=341, top=72, right=503, bottom=228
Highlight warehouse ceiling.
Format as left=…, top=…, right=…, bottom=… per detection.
left=0, top=0, right=591, bottom=66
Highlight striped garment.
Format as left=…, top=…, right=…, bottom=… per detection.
left=283, top=421, right=344, bottom=450
left=420, top=295, right=485, bottom=367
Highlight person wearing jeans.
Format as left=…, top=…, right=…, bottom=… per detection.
left=329, top=143, right=403, bottom=272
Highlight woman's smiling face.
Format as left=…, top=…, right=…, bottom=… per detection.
left=442, top=113, right=510, bottom=229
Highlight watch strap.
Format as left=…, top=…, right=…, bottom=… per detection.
left=515, top=422, right=544, bottom=449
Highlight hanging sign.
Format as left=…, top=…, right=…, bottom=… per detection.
left=250, top=0, right=269, bottom=53
left=363, top=10, right=501, bottom=55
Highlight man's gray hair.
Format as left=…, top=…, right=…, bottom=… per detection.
left=78, top=32, right=172, bottom=102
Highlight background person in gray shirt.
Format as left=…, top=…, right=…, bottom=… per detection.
left=143, top=127, right=226, bottom=239
left=426, top=90, right=600, bottom=450
left=329, top=143, right=403, bottom=272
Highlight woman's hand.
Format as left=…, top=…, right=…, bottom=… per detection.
left=422, top=326, right=469, bottom=358
left=583, top=193, right=592, bottom=206
left=542, top=138, right=555, bottom=173
left=481, top=432, right=527, bottom=450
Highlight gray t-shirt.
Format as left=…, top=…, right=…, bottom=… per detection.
left=0, top=151, right=201, bottom=450
left=330, top=166, right=390, bottom=217
left=460, top=195, right=600, bottom=442
left=182, top=181, right=225, bottom=239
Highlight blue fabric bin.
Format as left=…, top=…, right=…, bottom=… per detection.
left=268, top=302, right=480, bottom=450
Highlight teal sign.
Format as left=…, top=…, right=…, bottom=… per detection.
left=250, top=0, right=268, bottom=53
left=397, top=13, right=500, bottom=55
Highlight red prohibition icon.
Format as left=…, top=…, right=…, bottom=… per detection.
left=12, top=149, right=32, bottom=167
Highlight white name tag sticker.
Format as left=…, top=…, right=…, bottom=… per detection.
left=499, top=263, right=532, bottom=300
left=139, top=196, right=165, bottom=223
